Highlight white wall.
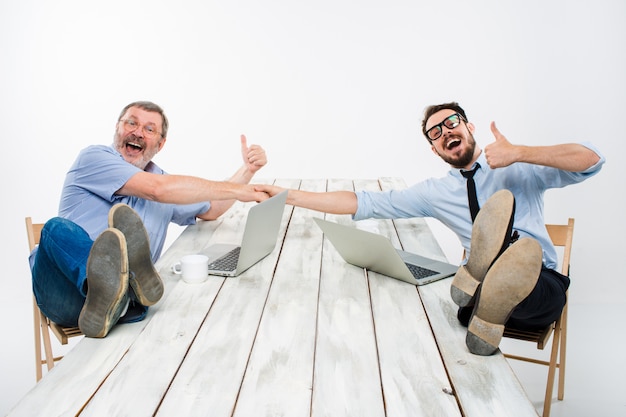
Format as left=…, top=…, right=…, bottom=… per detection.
left=1, top=0, right=624, bottom=414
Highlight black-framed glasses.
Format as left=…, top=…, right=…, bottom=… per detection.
left=120, top=118, right=162, bottom=139
left=425, top=113, right=465, bottom=141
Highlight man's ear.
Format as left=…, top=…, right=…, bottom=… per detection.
left=157, top=137, right=167, bottom=152
left=466, top=122, right=475, bottom=134
left=430, top=144, right=438, bottom=156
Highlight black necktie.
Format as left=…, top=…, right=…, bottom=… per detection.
left=461, top=163, right=480, bottom=222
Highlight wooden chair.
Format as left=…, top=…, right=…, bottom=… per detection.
left=26, top=217, right=83, bottom=381
left=502, top=218, right=574, bottom=417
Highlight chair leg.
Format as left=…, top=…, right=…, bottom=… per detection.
left=33, top=299, right=43, bottom=381
left=40, top=311, right=55, bottom=372
left=542, top=321, right=562, bottom=417
left=557, top=307, right=568, bottom=400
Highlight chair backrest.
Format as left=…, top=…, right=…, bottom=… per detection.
left=26, top=217, right=44, bottom=251
left=545, top=218, right=575, bottom=276
left=460, top=218, right=575, bottom=273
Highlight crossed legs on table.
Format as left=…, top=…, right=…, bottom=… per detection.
left=451, top=190, right=567, bottom=355
left=32, top=204, right=163, bottom=338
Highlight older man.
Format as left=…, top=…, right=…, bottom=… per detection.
left=31, top=101, right=269, bottom=338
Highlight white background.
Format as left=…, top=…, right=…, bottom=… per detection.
left=1, top=1, right=624, bottom=415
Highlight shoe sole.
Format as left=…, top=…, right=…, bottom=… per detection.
left=78, top=228, right=130, bottom=338
left=451, top=189, right=515, bottom=307
left=109, top=204, right=164, bottom=306
left=466, top=238, right=542, bottom=355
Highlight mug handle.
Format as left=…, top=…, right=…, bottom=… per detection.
left=171, top=262, right=182, bottom=274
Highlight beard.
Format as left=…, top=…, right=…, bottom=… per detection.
left=433, top=132, right=477, bottom=168
left=113, top=132, right=158, bottom=170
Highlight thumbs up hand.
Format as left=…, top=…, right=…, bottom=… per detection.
left=484, top=122, right=519, bottom=168
left=240, top=134, right=267, bottom=174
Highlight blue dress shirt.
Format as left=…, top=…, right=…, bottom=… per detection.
left=353, top=142, right=605, bottom=269
left=58, top=145, right=211, bottom=261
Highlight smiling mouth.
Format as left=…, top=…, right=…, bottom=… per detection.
left=445, top=138, right=461, bottom=150
left=124, top=135, right=145, bottom=154
left=126, top=141, right=143, bottom=151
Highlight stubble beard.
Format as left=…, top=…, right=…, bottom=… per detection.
left=435, top=133, right=477, bottom=169
left=113, top=132, right=156, bottom=170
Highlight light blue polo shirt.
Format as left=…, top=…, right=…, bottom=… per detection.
left=58, top=145, right=210, bottom=261
left=353, top=142, right=605, bottom=269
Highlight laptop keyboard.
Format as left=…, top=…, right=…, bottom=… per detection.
left=405, top=263, right=438, bottom=280
left=208, top=247, right=241, bottom=272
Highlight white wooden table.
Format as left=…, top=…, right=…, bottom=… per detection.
left=9, top=178, right=538, bottom=417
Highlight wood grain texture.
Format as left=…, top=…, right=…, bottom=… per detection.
left=234, top=179, right=324, bottom=417
left=8, top=178, right=537, bottom=417
left=354, top=179, right=461, bottom=417
left=311, top=179, right=385, bottom=417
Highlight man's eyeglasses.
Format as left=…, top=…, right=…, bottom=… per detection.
left=425, top=113, right=465, bottom=141
left=120, top=119, right=162, bottom=139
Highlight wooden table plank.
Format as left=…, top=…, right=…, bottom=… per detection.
left=6, top=323, right=144, bottom=416
left=353, top=179, right=462, bottom=417
left=234, top=179, right=325, bottom=417
left=310, top=179, right=386, bottom=417
left=80, top=270, right=226, bottom=415
left=155, top=179, right=300, bottom=417
left=378, top=177, right=538, bottom=417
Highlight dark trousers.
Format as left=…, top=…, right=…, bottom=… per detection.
left=458, top=265, right=570, bottom=330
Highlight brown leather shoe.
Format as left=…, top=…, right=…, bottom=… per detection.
left=465, top=238, right=542, bottom=355
left=78, top=228, right=130, bottom=338
left=109, top=204, right=163, bottom=306
left=451, top=189, right=515, bottom=307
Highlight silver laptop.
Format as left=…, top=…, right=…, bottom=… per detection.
left=314, top=217, right=458, bottom=285
left=204, top=190, right=288, bottom=277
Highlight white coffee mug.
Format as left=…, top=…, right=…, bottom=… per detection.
left=171, top=254, right=209, bottom=284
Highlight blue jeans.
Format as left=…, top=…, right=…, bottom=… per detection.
left=31, top=217, right=147, bottom=327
